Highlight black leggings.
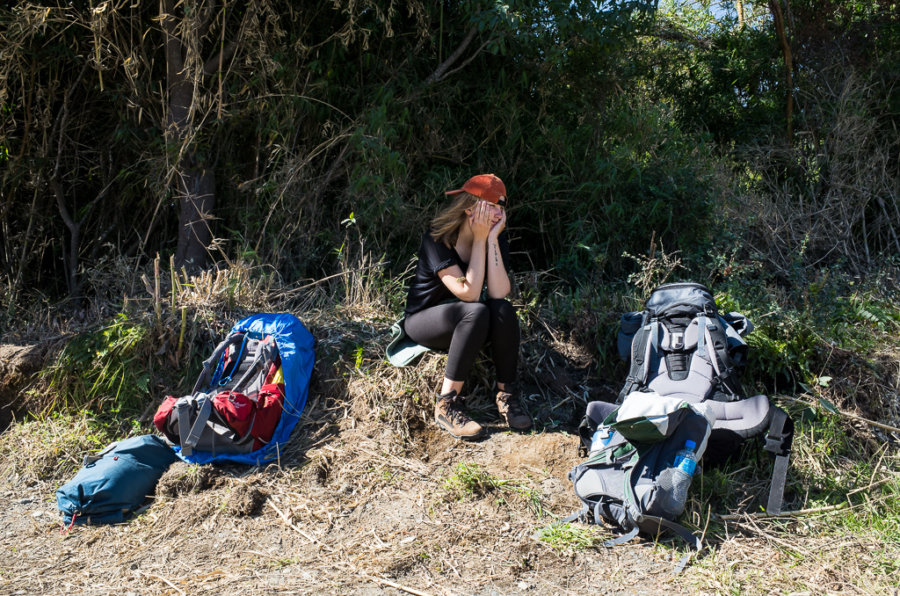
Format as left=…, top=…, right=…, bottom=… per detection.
left=403, top=299, right=519, bottom=384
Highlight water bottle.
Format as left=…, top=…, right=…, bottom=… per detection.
left=673, top=440, right=698, bottom=476
left=668, top=440, right=698, bottom=511
left=589, top=427, right=612, bottom=453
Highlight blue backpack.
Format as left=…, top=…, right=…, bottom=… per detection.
left=155, top=313, right=316, bottom=465
left=56, top=434, right=178, bottom=526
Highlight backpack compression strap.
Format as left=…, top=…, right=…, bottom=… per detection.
left=763, top=406, right=794, bottom=514
left=620, top=435, right=703, bottom=572
left=176, top=393, right=213, bottom=457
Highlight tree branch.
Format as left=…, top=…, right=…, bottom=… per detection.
left=439, top=39, right=492, bottom=83
left=647, top=25, right=714, bottom=50
left=426, top=26, right=478, bottom=84
left=769, top=0, right=794, bottom=141
left=203, top=39, right=238, bottom=76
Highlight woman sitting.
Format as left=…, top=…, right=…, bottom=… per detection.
left=402, top=174, right=531, bottom=440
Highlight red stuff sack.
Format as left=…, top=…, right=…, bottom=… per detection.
left=153, top=396, right=180, bottom=443
left=212, top=391, right=256, bottom=437
left=252, top=383, right=285, bottom=449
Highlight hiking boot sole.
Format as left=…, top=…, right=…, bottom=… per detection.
left=505, top=420, right=533, bottom=432
left=435, top=418, right=485, bottom=440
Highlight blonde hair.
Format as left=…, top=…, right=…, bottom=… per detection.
left=430, top=192, right=478, bottom=248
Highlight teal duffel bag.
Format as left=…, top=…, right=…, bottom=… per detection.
left=56, top=434, right=178, bottom=526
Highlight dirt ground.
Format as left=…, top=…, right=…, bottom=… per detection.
left=2, top=333, right=897, bottom=596
left=4, top=407, right=895, bottom=596
left=1, top=418, right=682, bottom=595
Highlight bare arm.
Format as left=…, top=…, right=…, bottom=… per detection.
left=486, top=209, right=511, bottom=299
left=485, top=236, right=511, bottom=299
left=438, top=237, right=487, bottom=302
left=437, top=201, right=493, bottom=301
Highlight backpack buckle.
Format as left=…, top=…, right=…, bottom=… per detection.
left=671, top=332, right=684, bottom=350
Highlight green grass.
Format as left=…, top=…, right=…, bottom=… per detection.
left=0, top=411, right=118, bottom=484
left=533, top=522, right=601, bottom=552
left=444, top=462, right=545, bottom=517
left=41, top=313, right=152, bottom=414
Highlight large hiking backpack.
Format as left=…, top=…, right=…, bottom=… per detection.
left=568, top=394, right=712, bottom=565
left=602, top=282, right=794, bottom=512
left=153, top=313, right=315, bottom=465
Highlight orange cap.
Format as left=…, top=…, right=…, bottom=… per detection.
left=445, top=174, right=507, bottom=206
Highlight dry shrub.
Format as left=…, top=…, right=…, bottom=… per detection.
left=735, top=72, right=900, bottom=274
left=156, top=460, right=225, bottom=497
left=176, top=258, right=280, bottom=312
left=0, top=412, right=115, bottom=486
left=809, top=347, right=900, bottom=434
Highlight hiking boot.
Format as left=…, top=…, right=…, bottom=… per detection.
left=495, top=389, right=532, bottom=431
left=434, top=390, right=484, bottom=440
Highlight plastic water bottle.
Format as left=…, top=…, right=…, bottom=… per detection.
left=590, top=427, right=612, bottom=453
left=673, top=440, right=698, bottom=476
left=669, top=440, right=698, bottom=510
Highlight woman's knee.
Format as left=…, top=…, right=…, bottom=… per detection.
left=459, top=301, right=491, bottom=326
left=486, top=299, right=518, bottom=327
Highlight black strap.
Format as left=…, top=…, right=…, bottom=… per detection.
left=577, top=415, right=593, bottom=458
left=618, top=312, right=651, bottom=403
left=602, top=526, right=640, bottom=547
left=643, top=515, right=703, bottom=575
left=763, top=406, right=794, bottom=456
left=646, top=515, right=703, bottom=551
left=763, top=406, right=794, bottom=514
left=710, top=327, right=739, bottom=397
left=561, top=505, right=589, bottom=524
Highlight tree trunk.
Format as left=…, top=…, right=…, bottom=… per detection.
left=174, top=165, right=216, bottom=269
left=769, top=0, right=794, bottom=141
left=162, top=0, right=215, bottom=272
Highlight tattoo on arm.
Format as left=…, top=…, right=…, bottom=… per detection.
left=493, top=244, right=499, bottom=267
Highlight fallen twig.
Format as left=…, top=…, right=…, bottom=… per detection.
left=779, top=395, right=900, bottom=434
left=138, top=570, right=185, bottom=596
left=365, top=574, right=434, bottom=596
left=743, top=515, right=812, bottom=557
left=847, top=474, right=898, bottom=497
left=719, top=502, right=849, bottom=521
left=268, top=499, right=333, bottom=552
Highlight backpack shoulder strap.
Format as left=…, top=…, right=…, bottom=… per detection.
left=617, top=312, right=653, bottom=403
left=192, top=334, right=242, bottom=394
left=177, top=393, right=213, bottom=457
left=698, top=314, right=744, bottom=400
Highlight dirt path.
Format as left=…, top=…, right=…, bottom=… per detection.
left=1, top=418, right=690, bottom=596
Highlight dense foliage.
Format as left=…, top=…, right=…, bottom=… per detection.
left=2, top=1, right=898, bottom=393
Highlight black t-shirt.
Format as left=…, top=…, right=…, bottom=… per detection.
left=404, top=231, right=511, bottom=315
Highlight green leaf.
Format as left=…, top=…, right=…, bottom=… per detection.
left=817, top=396, right=840, bottom=414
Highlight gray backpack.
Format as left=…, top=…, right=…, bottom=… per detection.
left=568, top=396, right=710, bottom=567
left=154, top=330, right=281, bottom=457
left=612, top=282, right=794, bottom=512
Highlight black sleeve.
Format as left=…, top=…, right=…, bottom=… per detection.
left=421, top=234, right=457, bottom=275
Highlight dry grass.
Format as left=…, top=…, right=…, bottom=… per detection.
left=2, top=257, right=900, bottom=594
left=734, top=72, right=900, bottom=275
